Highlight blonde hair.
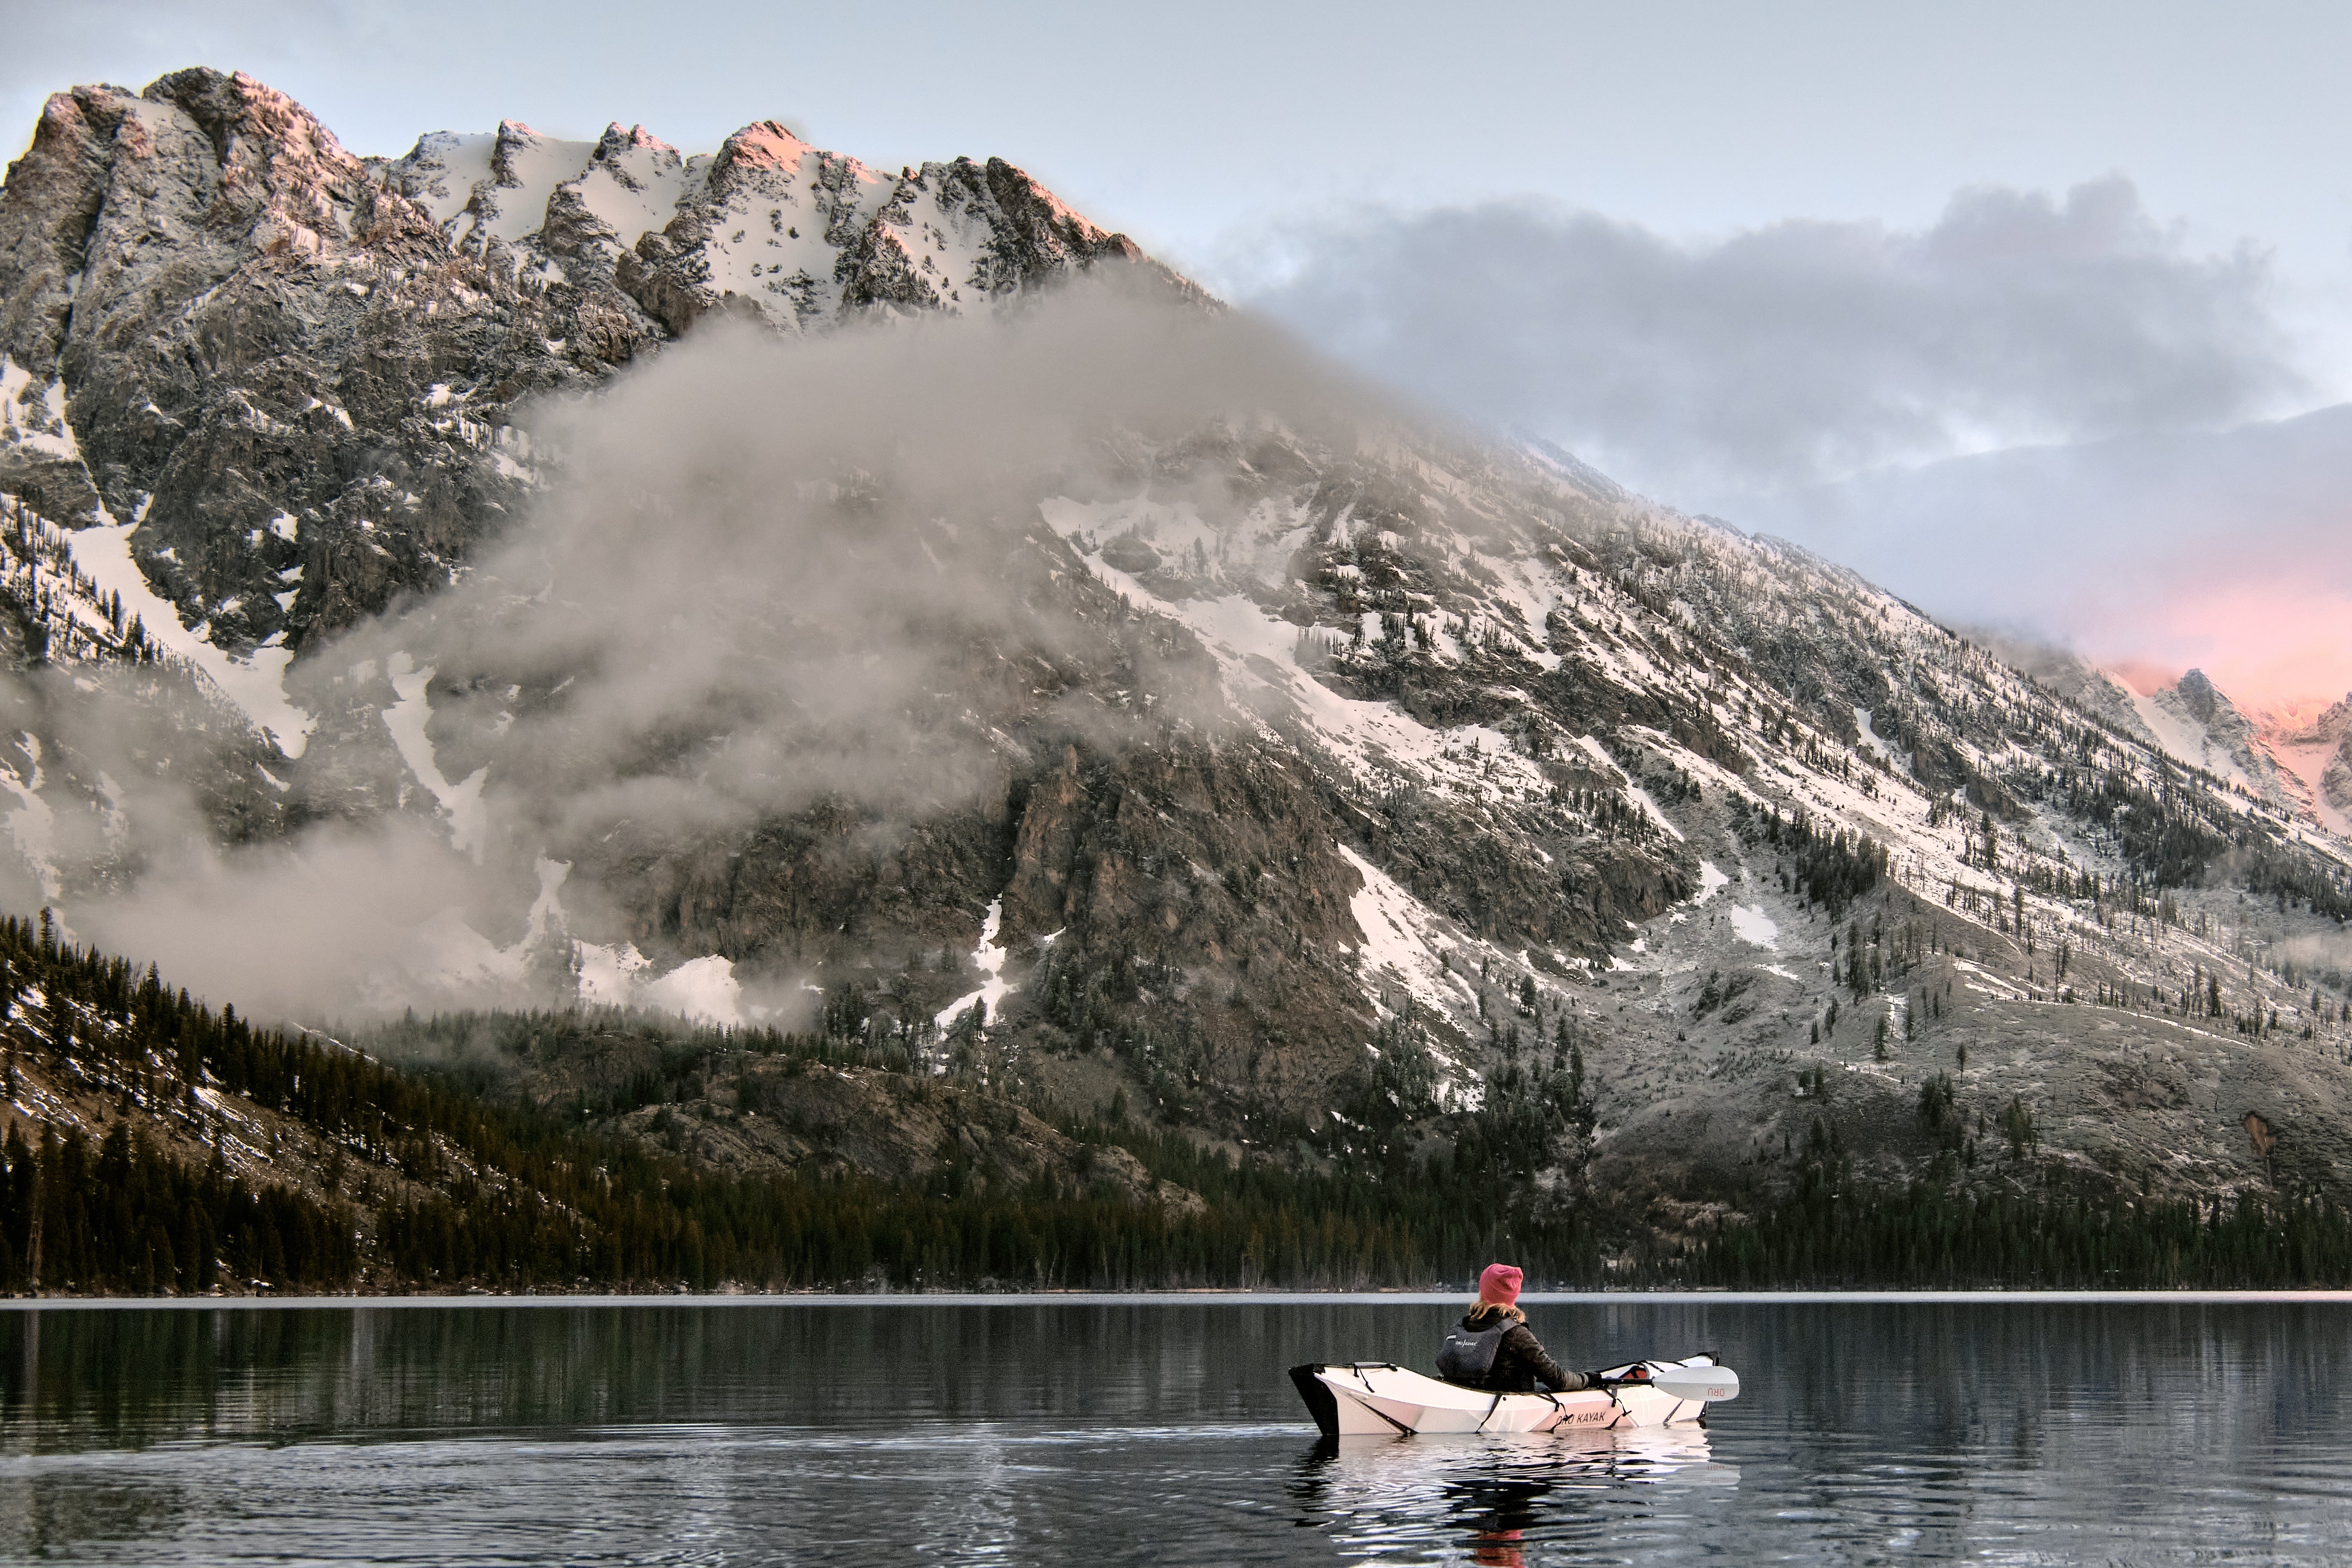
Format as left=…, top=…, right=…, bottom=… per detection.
left=1464, top=1301, right=1524, bottom=1325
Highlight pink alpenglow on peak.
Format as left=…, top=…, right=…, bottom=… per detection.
left=2097, top=579, right=2352, bottom=718
left=719, top=121, right=816, bottom=173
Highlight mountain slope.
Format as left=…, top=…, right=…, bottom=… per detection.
left=8, top=907, right=2348, bottom=1296
left=0, top=917, right=1621, bottom=1295
left=1971, top=636, right=2333, bottom=828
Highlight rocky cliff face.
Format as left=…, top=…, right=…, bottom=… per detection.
left=3, top=71, right=2351, bottom=1238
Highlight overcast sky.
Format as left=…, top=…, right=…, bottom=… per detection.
left=8, top=0, right=2349, bottom=705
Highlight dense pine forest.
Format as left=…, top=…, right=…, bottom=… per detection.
left=1687, top=1116, right=2352, bottom=1288
left=6, top=911, right=2352, bottom=1295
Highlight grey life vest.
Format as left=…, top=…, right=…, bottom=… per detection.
left=1435, top=1320, right=1510, bottom=1385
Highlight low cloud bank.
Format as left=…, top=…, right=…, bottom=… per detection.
left=1239, top=176, right=2307, bottom=501
left=61, top=288, right=1382, bottom=1024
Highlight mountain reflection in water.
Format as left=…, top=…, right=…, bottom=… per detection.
left=2, top=1296, right=2350, bottom=1564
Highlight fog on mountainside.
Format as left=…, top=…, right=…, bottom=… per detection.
left=73, top=290, right=1404, bottom=1023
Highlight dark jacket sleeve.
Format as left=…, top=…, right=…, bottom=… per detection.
left=1502, top=1323, right=1591, bottom=1392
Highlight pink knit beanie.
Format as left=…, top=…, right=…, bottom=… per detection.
left=1479, top=1263, right=1523, bottom=1306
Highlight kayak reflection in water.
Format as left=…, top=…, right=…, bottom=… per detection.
left=1287, top=1428, right=1733, bottom=1559
left=1437, top=1264, right=1604, bottom=1394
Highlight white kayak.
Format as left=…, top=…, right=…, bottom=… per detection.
left=1290, top=1355, right=1739, bottom=1440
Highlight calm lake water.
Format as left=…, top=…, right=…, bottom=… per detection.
left=3, top=1294, right=2350, bottom=1564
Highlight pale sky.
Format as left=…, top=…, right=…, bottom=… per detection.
left=11, top=2, right=2350, bottom=292
left=8, top=0, right=2349, bottom=704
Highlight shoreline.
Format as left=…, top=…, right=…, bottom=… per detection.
left=8, top=1288, right=2352, bottom=1310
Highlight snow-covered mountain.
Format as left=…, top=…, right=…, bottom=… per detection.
left=1976, top=634, right=2333, bottom=829
left=380, top=115, right=1200, bottom=334
left=2259, top=693, right=2352, bottom=837
left=3, top=70, right=2351, bottom=1229
left=2087, top=664, right=2350, bottom=837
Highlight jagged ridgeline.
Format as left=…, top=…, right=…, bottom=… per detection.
left=4, top=68, right=2352, bottom=1288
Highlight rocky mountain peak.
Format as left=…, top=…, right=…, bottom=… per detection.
left=714, top=121, right=816, bottom=178
left=2172, top=668, right=2227, bottom=727
left=0, top=68, right=1193, bottom=654
left=143, top=67, right=368, bottom=214
left=2131, top=666, right=2311, bottom=819
left=597, top=122, right=677, bottom=158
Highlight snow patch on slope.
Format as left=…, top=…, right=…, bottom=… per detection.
left=575, top=940, right=652, bottom=1007
left=1042, top=498, right=1565, bottom=818
left=2273, top=738, right=2352, bottom=838
left=399, top=123, right=600, bottom=249
left=393, top=131, right=497, bottom=229
left=2127, top=685, right=2253, bottom=793
left=1336, top=844, right=1481, bottom=1100
left=561, top=129, right=693, bottom=254
left=641, top=955, right=744, bottom=1025
left=381, top=652, right=490, bottom=861
left=935, top=897, right=1014, bottom=1031
left=574, top=937, right=739, bottom=1029
left=69, top=522, right=316, bottom=757
left=1728, top=904, right=1780, bottom=949
left=0, top=356, right=80, bottom=460
left=1854, top=708, right=1897, bottom=765
left=1338, top=844, right=1478, bottom=1023
left=524, top=858, right=742, bottom=1026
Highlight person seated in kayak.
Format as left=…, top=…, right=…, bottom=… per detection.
left=1436, top=1264, right=1602, bottom=1393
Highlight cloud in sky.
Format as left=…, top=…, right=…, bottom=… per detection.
left=71, top=287, right=1375, bottom=1022
left=1239, top=177, right=2310, bottom=505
